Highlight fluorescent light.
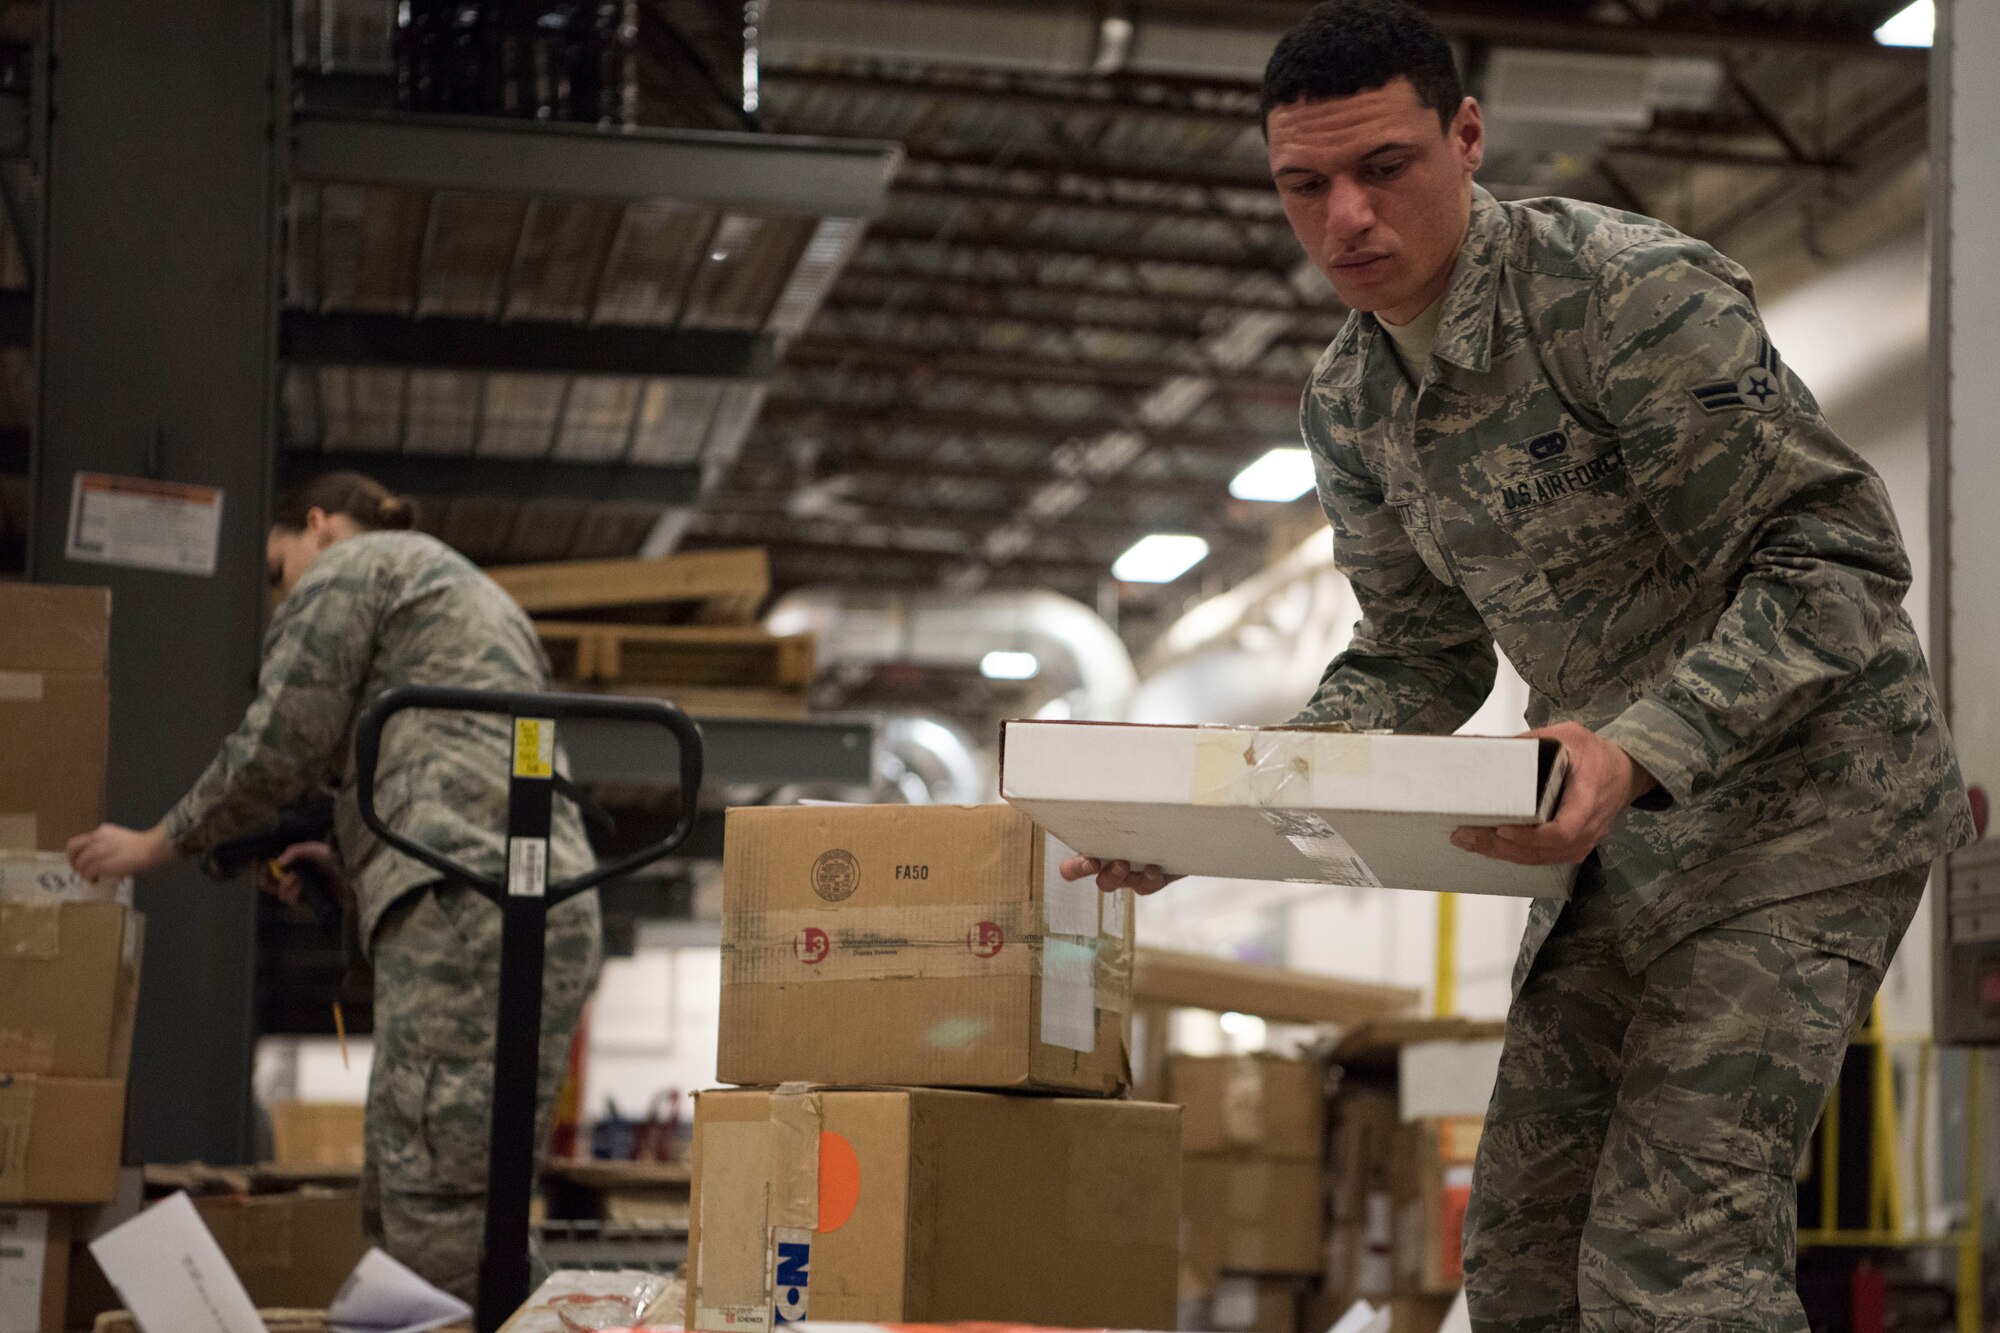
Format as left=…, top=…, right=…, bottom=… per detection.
left=1229, top=447, right=1317, bottom=502
left=1113, top=533, right=1209, bottom=583
left=1875, top=0, right=1932, bottom=47
left=980, top=650, right=1040, bottom=681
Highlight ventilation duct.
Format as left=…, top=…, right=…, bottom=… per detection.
left=766, top=586, right=1138, bottom=721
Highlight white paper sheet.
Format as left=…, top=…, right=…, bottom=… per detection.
left=328, top=1248, right=473, bottom=1333
left=88, top=1193, right=266, bottom=1333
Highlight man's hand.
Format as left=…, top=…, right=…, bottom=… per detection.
left=67, top=823, right=175, bottom=881
left=1451, top=722, right=1657, bottom=866
left=261, top=840, right=337, bottom=908
left=1059, top=855, right=1183, bottom=895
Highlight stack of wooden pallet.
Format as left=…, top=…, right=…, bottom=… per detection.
left=487, top=548, right=815, bottom=719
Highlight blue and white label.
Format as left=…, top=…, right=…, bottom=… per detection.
left=771, top=1227, right=811, bottom=1325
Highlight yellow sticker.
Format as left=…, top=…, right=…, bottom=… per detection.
left=512, top=717, right=555, bottom=779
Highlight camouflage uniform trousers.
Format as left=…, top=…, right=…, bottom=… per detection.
left=363, top=881, right=602, bottom=1303
left=1462, top=858, right=1926, bottom=1333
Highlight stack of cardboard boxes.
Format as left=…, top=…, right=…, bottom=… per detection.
left=1173, top=1055, right=1328, bottom=1333
left=685, top=803, right=1183, bottom=1331
left=1314, top=1021, right=1504, bottom=1333
left=0, top=583, right=144, bottom=1333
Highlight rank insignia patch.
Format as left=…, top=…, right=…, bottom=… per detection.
left=1690, top=338, right=1783, bottom=414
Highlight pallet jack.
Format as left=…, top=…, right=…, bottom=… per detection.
left=355, top=685, right=703, bottom=1333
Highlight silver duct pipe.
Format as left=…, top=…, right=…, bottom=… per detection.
left=761, top=0, right=1285, bottom=81
left=766, top=586, right=1138, bottom=721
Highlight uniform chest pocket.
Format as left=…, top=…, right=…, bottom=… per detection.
left=1476, top=440, right=1650, bottom=576
left=1388, top=494, right=1458, bottom=586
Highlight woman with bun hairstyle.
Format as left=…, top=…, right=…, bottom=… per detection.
left=68, top=469, right=599, bottom=1300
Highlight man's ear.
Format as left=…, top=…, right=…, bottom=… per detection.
left=1453, top=96, right=1485, bottom=175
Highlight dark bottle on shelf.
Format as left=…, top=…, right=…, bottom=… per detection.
left=395, top=0, right=447, bottom=112
left=529, top=3, right=579, bottom=120
left=441, top=2, right=488, bottom=114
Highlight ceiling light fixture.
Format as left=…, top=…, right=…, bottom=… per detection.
left=1875, top=0, right=1933, bottom=47
left=1229, top=447, right=1317, bottom=502
left=980, top=650, right=1040, bottom=681
left=1113, top=534, right=1210, bottom=584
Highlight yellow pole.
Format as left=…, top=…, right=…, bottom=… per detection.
left=1916, top=1041, right=1932, bottom=1240
left=1870, top=1001, right=1904, bottom=1237
left=1958, top=1052, right=1983, bottom=1333
left=1434, top=893, right=1457, bottom=1017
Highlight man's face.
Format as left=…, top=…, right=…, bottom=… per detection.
left=1267, top=78, right=1484, bottom=323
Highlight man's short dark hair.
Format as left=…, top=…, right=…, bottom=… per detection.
left=1260, top=0, right=1465, bottom=133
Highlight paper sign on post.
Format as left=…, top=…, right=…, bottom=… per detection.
left=88, top=1192, right=266, bottom=1333
left=66, top=472, right=224, bottom=577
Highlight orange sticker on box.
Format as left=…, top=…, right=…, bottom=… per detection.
left=817, top=1131, right=860, bottom=1233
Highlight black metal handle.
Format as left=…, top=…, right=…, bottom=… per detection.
left=354, top=684, right=703, bottom=900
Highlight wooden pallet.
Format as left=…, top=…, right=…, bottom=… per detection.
left=490, top=547, right=770, bottom=622
left=538, top=622, right=815, bottom=692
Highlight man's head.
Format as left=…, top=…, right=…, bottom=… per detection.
left=1262, top=0, right=1484, bottom=323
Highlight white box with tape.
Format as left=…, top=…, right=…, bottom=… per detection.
left=999, top=721, right=1574, bottom=899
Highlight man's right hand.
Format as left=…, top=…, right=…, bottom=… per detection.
left=261, top=840, right=337, bottom=907
left=1059, top=855, right=1182, bottom=895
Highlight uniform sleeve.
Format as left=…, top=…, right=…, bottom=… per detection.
left=1291, top=387, right=1498, bottom=732
left=159, top=558, right=382, bottom=856
left=1589, top=241, right=1912, bottom=803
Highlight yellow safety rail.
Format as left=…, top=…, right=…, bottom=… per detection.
left=1796, top=1006, right=1984, bottom=1333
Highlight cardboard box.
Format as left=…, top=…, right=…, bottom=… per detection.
left=1204, top=1274, right=1304, bottom=1333
left=1182, top=1156, right=1324, bottom=1278
left=191, top=1191, right=371, bottom=1309
left=1171, top=1055, right=1325, bottom=1159
left=266, top=1101, right=367, bottom=1168
left=0, top=1076, right=124, bottom=1203
left=0, top=1206, right=71, bottom=1333
left=0, top=903, right=139, bottom=1078
left=686, top=1087, right=1180, bottom=1330
left=0, top=585, right=111, bottom=854
left=1326, top=1102, right=1479, bottom=1301
left=999, top=721, right=1572, bottom=898
left=718, top=804, right=1133, bottom=1094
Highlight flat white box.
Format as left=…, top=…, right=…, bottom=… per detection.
left=999, top=721, right=1575, bottom=899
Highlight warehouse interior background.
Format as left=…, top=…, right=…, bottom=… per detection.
left=5, top=0, right=2000, bottom=1328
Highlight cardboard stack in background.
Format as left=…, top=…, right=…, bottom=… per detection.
left=1172, top=1055, right=1327, bottom=1333
left=1315, top=1020, right=1505, bottom=1333
left=0, top=584, right=144, bottom=1332
left=688, top=803, right=1181, bottom=1331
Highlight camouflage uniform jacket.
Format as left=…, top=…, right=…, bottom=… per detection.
left=1295, top=187, right=1972, bottom=970
left=162, top=531, right=596, bottom=952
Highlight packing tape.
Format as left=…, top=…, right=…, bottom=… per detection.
left=768, top=1084, right=821, bottom=1232
left=0, top=672, right=43, bottom=703
left=722, top=903, right=1041, bottom=984
left=0, top=902, right=62, bottom=959
left=1189, top=727, right=1373, bottom=806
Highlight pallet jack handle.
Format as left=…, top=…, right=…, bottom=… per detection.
left=354, top=686, right=703, bottom=1332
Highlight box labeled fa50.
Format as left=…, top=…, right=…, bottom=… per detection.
left=718, top=804, right=1132, bottom=1094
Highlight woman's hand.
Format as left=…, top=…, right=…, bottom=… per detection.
left=261, top=840, right=338, bottom=907
left=67, top=823, right=176, bottom=880
left=1059, top=855, right=1182, bottom=895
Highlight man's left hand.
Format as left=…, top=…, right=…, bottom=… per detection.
left=1451, top=722, right=1657, bottom=866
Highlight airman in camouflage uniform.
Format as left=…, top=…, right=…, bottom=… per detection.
left=158, top=528, right=601, bottom=1301
left=1075, top=5, right=1973, bottom=1330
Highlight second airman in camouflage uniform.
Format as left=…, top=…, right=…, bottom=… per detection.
left=1270, top=6, right=1968, bottom=1331
left=91, top=475, right=600, bottom=1302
